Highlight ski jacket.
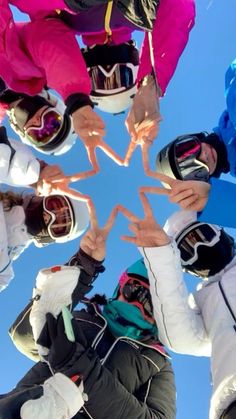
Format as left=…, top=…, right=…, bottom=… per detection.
left=8, top=304, right=176, bottom=419
left=0, top=202, right=32, bottom=292
left=0, top=0, right=195, bottom=102
left=198, top=58, right=236, bottom=228
left=197, top=178, right=236, bottom=229
left=213, top=58, right=236, bottom=178
left=139, top=242, right=236, bottom=419
left=0, top=137, right=40, bottom=187
left=0, top=132, right=41, bottom=291
left=5, top=252, right=176, bottom=419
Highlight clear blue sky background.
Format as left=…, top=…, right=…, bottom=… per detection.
left=0, top=1, right=236, bottom=418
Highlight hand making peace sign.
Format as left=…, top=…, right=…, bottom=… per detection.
left=139, top=172, right=211, bottom=212
left=80, top=203, right=118, bottom=261
left=116, top=192, right=170, bottom=248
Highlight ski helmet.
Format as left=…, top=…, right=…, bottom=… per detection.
left=156, top=132, right=229, bottom=183
left=7, top=91, right=77, bottom=155
left=82, top=41, right=139, bottom=113
left=24, top=193, right=89, bottom=247
left=164, top=210, right=236, bottom=278
left=112, top=259, right=153, bottom=319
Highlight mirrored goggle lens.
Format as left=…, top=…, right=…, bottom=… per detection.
left=122, top=280, right=153, bottom=318
left=26, top=110, right=63, bottom=146
left=177, top=224, right=219, bottom=263
left=44, top=195, right=73, bottom=239
left=89, top=64, right=134, bottom=91
left=174, top=137, right=210, bottom=181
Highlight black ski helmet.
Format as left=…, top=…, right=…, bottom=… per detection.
left=156, top=132, right=229, bottom=182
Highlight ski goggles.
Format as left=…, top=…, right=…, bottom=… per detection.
left=43, top=195, right=74, bottom=240
left=176, top=222, right=221, bottom=266
left=119, top=272, right=153, bottom=319
left=88, top=63, right=136, bottom=92
left=174, top=136, right=210, bottom=181
left=25, top=108, right=63, bottom=146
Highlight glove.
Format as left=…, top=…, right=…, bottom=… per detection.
left=29, top=265, right=81, bottom=356
left=20, top=373, right=86, bottom=419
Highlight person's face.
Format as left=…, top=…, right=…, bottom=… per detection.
left=43, top=195, right=73, bottom=239
left=117, top=278, right=155, bottom=324
left=198, top=143, right=217, bottom=174
left=24, top=105, right=49, bottom=129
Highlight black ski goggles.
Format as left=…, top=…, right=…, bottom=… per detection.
left=119, top=272, right=153, bottom=319
left=174, top=135, right=210, bottom=181
left=176, top=222, right=221, bottom=265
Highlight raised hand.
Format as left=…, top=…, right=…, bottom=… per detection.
left=35, top=165, right=94, bottom=205
left=124, top=75, right=162, bottom=166
left=140, top=172, right=211, bottom=211
left=72, top=106, right=125, bottom=169
left=80, top=204, right=118, bottom=261
left=117, top=192, right=170, bottom=247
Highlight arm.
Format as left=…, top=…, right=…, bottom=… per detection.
left=137, top=0, right=195, bottom=95
left=8, top=249, right=105, bottom=362
left=0, top=136, right=40, bottom=187
left=0, top=201, right=29, bottom=292
left=21, top=18, right=91, bottom=103
left=117, top=192, right=211, bottom=356
left=9, top=205, right=117, bottom=360
left=140, top=243, right=211, bottom=356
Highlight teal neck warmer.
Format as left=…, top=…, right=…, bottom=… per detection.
left=102, top=299, right=158, bottom=341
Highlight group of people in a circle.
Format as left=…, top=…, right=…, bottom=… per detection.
left=0, top=1, right=236, bottom=419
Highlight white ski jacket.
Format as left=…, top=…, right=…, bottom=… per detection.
left=0, top=137, right=40, bottom=187
left=139, top=242, right=236, bottom=419
left=0, top=202, right=32, bottom=291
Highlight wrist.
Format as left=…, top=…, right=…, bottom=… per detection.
left=65, top=93, right=94, bottom=115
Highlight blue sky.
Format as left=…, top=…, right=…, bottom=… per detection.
left=1, top=1, right=236, bottom=418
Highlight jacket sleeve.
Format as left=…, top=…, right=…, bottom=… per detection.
left=198, top=178, right=236, bottom=228
left=225, top=58, right=236, bottom=128
left=0, top=135, right=40, bottom=187
left=0, top=202, right=14, bottom=292
left=138, top=242, right=211, bottom=356
left=20, top=18, right=91, bottom=101
left=8, top=249, right=104, bottom=362
left=137, top=0, right=195, bottom=95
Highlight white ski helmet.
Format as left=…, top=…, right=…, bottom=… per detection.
left=8, top=91, right=77, bottom=155
left=164, top=210, right=236, bottom=278
left=24, top=193, right=90, bottom=247
left=163, top=209, right=197, bottom=238
left=82, top=41, right=139, bottom=114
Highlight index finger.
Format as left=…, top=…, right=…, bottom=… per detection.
left=49, top=185, right=91, bottom=202
left=154, top=172, right=177, bottom=188
left=124, top=138, right=138, bottom=166
left=116, top=204, right=140, bottom=223
left=139, top=186, right=171, bottom=196
left=88, top=201, right=99, bottom=230
left=103, top=206, right=118, bottom=234
left=139, top=192, right=154, bottom=218
left=141, top=143, right=151, bottom=173
left=85, top=144, right=100, bottom=172
left=63, top=169, right=98, bottom=183
left=98, top=140, right=125, bottom=166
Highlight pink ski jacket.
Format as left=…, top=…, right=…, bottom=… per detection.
left=0, top=0, right=195, bottom=101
